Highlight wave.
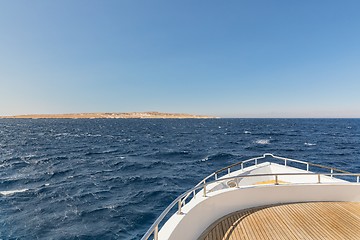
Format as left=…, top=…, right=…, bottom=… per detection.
left=146, top=150, right=193, bottom=160
left=0, top=188, right=28, bottom=196
left=84, top=133, right=102, bottom=137
left=201, top=153, right=239, bottom=162
left=255, top=139, right=270, bottom=145
left=54, top=132, right=102, bottom=138
left=54, top=133, right=77, bottom=137
left=85, top=149, right=120, bottom=156
left=201, top=157, right=209, bottom=162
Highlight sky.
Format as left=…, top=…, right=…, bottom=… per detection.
left=1, top=1, right=360, bottom=118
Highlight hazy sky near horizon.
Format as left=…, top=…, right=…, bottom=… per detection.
left=1, top=1, right=360, bottom=117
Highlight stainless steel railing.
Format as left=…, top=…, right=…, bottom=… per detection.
left=180, top=153, right=348, bottom=206
left=141, top=154, right=356, bottom=240
left=212, top=153, right=348, bottom=179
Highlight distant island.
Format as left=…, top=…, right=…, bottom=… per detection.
left=0, top=112, right=215, bottom=119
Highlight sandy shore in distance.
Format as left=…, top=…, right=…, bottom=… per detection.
left=0, top=112, right=215, bottom=119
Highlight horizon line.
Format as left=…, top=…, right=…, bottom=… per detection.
left=1, top=111, right=360, bottom=119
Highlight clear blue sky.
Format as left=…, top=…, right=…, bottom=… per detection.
left=1, top=1, right=360, bottom=117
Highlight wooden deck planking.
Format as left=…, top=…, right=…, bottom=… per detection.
left=198, top=202, right=360, bottom=240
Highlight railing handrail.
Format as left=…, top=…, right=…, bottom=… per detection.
left=141, top=154, right=356, bottom=240
left=213, top=153, right=349, bottom=176
left=180, top=153, right=348, bottom=206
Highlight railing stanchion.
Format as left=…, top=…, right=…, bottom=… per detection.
left=307, top=163, right=309, bottom=172
left=215, top=173, right=218, bottom=180
left=285, top=159, right=287, bottom=166
left=241, top=162, right=243, bottom=171
left=203, top=180, right=207, bottom=197
left=331, top=169, right=334, bottom=178
left=193, top=190, right=196, bottom=199
left=177, top=200, right=182, bottom=214
left=357, top=176, right=359, bottom=183
left=154, top=225, right=159, bottom=240
left=228, top=168, right=230, bottom=175
left=318, top=174, right=321, bottom=184
left=275, top=175, right=278, bottom=185
left=255, top=158, right=258, bottom=166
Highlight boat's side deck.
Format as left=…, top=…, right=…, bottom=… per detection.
left=198, top=202, right=360, bottom=240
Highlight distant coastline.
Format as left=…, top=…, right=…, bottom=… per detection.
left=0, top=112, right=215, bottom=119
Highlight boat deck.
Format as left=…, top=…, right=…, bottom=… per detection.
left=199, top=202, right=360, bottom=240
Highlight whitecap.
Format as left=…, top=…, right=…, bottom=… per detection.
left=255, top=139, right=270, bottom=145
left=85, top=133, right=102, bottom=137
left=105, top=205, right=117, bottom=210
left=201, top=157, right=209, bottom=162
left=0, top=189, right=28, bottom=196
left=55, top=133, right=70, bottom=137
left=244, top=131, right=251, bottom=134
left=304, top=142, right=316, bottom=146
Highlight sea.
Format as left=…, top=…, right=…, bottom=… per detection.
left=1, top=118, right=360, bottom=239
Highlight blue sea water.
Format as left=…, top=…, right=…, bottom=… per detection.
left=0, top=118, right=360, bottom=239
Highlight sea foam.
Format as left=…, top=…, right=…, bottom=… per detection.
left=255, top=139, right=270, bottom=145
left=0, top=188, right=28, bottom=196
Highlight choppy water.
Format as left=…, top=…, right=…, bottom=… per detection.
left=1, top=119, right=360, bottom=239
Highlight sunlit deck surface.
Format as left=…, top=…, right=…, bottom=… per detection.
left=199, top=202, right=360, bottom=240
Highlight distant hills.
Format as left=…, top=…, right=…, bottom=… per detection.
left=0, top=112, right=215, bottom=119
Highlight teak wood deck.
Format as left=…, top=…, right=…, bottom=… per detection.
left=199, top=202, right=360, bottom=240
